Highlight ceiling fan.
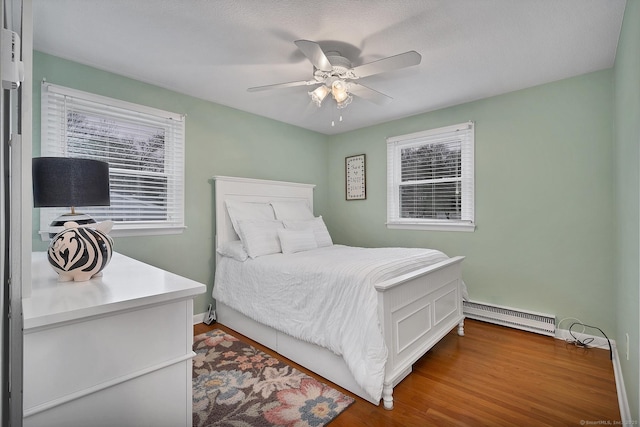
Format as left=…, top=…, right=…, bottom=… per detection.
left=248, top=40, right=422, bottom=109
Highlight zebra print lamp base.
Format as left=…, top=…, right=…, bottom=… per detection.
left=47, top=220, right=114, bottom=282
left=47, top=212, right=98, bottom=239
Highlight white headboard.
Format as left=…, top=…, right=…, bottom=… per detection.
left=213, top=175, right=316, bottom=249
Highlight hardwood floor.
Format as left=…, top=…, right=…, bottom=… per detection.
left=194, top=319, right=621, bottom=426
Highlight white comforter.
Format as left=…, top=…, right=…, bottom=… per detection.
left=213, top=244, right=457, bottom=402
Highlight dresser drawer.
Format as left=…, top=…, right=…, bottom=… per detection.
left=24, top=358, right=192, bottom=427
left=24, top=299, right=192, bottom=411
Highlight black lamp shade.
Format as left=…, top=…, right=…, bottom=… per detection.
left=32, top=157, right=110, bottom=208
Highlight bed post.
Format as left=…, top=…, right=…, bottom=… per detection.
left=458, top=318, right=465, bottom=336
left=382, top=382, right=394, bottom=410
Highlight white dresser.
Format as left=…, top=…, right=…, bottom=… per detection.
left=22, top=252, right=206, bottom=427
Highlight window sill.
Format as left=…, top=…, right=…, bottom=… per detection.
left=39, top=225, right=187, bottom=241
left=386, top=221, right=475, bottom=232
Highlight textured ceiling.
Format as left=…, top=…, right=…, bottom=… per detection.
left=32, top=0, right=626, bottom=135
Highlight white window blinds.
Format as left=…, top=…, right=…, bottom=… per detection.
left=387, top=122, right=475, bottom=232
left=40, top=82, right=186, bottom=237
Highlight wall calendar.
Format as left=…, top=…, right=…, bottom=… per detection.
left=345, top=154, right=366, bottom=200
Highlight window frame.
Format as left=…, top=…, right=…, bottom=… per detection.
left=39, top=82, right=186, bottom=239
left=386, top=121, right=475, bottom=232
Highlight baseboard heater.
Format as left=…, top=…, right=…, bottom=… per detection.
left=463, top=300, right=556, bottom=336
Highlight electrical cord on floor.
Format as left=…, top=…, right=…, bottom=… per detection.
left=567, top=322, right=612, bottom=360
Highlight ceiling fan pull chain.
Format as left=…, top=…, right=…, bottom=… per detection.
left=331, top=106, right=336, bottom=127
left=331, top=111, right=345, bottom=127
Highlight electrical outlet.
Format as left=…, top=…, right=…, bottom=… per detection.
left=626, top=333, right=630, bottom=361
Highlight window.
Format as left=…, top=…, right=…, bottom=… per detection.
left=40, top=82, right=186, bottom=238
left=387, top=122, right=475, bottom=232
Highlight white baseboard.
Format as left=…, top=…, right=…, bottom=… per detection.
left=554, top=330, right=629, bottom=422
left=611, top=341, right=632, bottom=423
left=555, top=328, right=613, bottom=350
left=193, top=311, right=206, bottom=325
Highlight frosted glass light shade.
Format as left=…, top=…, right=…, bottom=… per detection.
left=309, top=85, right=331, bottom=107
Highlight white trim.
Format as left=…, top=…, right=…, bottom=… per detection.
left=386, top=122, right=473, bottom=144
left=387, top=221, right=476, bottom=232
left=611, top=342, right=632, bottom=424
left=38, top=225, right=186, bottom=241
left=554, top=330, right=631, bottom=422
left=193, top=311, right=206, bottom=325
left=386, top=121, right=475, bottom=232
left=43, top=82, right=184, bottom=121
left=104, top=226, right=186, bottom=238
left=554, top=328, right=613, bottom=350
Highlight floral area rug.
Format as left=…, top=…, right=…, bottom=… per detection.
left=193, top=329, right=354, bottom=427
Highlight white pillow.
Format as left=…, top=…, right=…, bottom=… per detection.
left=216, top=240, right=248, bottom=262
left=270, top=200, right=314, bottom=221
left=283, top=216, right=333, bottom=247
left=225, top=200, right=275, bottom=236
left=277, top=228, right=318, bottom=254
left=237, top=219, right=284, bottom=259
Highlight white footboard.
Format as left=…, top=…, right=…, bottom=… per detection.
left=375, top=255, right=465, bottom=409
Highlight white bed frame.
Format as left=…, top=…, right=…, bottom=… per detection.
left=212, top=175, right=465, bottom=410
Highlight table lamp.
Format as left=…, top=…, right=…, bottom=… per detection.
left=32, top=157, right=114, bottom=282
left=33, top=157, right=111, bottom=232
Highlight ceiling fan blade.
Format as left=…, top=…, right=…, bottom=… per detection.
left=294, top=40, right=333, bottom=72
left=348, top=82, right=393, bottom=106
left=351, top=51, right=421, bottom=78
left=247, top=80, right=319, bottom=92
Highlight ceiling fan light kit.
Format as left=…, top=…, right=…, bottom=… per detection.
left=331, top=80, right=352, bottom=109
left=248, top=39, right=421, bottom=112
left=309, top=84, right=330, bottom=107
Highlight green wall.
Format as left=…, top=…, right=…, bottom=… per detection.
left=614, top=0, right=640, bottom=419
left=31, top=51, right=330, bottom=315
left=327, top=70, right=615, bottom=334
left=32, top=52, right=618, bottom=338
